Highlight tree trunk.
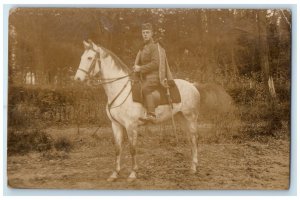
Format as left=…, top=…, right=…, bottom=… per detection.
left=257, top=10, right=270, bottom=83
left=257, top=10, right=280, bottom=133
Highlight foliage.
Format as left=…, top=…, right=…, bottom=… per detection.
left=8, top=85, right=109, bottom=128
left=228, top=78, right=290, bottom=137
left=8, top=128, right=75, bottom=155
left=54, top=137, right=73, bottom=152
left=8, top=129, right=53, bottom=155
left=9, top=8, right=290, bottom=86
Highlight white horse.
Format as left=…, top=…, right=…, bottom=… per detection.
left=74, top=40, right=200, bottom=182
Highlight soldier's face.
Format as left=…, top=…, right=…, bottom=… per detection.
left=142, top=30, right=153, bottom=42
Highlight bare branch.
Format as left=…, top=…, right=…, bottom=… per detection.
left=280, top=9, right=291, bottom=29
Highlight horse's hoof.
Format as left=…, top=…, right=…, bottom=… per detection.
left=107, top=171, right=119, bottom=182
left=127, top=171, right=137, bottom=182
left=190, top=165, right=197, bottom=174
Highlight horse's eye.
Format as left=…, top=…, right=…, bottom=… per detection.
left=88, top=57, right=93, bottom=60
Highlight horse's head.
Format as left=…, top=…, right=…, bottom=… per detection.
left=74, top=40, right=101, bottom=81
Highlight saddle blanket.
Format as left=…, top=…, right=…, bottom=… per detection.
left=132, top=80, right=181, bottom=106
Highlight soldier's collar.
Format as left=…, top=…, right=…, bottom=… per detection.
left=143, top=38, right=154, bottom=45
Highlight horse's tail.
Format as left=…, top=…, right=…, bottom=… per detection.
left=192, top=82, right=238, bottom=121
left=193, top=82, right=202, bottom=96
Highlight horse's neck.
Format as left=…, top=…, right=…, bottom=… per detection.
left=100, top=56, right=130, bottom=102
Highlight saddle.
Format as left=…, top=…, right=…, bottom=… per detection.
left=131, top=79, right=181, bottom=106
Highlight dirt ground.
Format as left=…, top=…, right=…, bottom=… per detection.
left=7, top=124, right=290, bottom=190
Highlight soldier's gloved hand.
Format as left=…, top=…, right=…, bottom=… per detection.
left=133, top=65, right=141, bottom=72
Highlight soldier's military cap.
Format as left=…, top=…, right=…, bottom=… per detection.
left=142, top=23, right=153, bottom=31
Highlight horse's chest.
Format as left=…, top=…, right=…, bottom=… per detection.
left=110, top=106, right=137, bottom=124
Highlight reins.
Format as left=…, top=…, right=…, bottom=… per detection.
left=80, top=54, right=133, bottom=85
left=108, top=79, right=132, bottom=109
left=79, top=49, right=134, bottom=126
left=90, top=73, right=133, bottom=85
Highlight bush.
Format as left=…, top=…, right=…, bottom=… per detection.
left=8, top=128, right=76, bottom=155
left=54, top=137, right=73, bottom=152
left=8, top=129, right=53, bottom=155
left=8, top=85, right=109, bottom=128
left=276, top=85, right=290, bottom=102
left=226, top=80, right=290, bottom=138
left=8, top=103, right=41, bottom=128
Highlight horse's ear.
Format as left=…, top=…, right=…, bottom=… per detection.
left=83, top=40, right=90, bottom=49
left=97, top=46, right=108, bottom=58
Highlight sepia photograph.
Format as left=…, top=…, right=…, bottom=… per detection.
left=7, top=7, right=291, bottom=190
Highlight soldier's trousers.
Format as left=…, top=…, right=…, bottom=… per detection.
left=142, top=84, right=159, bottom=115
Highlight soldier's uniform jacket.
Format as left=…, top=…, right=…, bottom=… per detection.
left=134, top=40, right=160, bottom=87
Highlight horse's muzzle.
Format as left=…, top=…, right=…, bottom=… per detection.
left=75, top=77, right=81, bottom=81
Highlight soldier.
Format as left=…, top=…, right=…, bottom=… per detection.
left=133, top=23, right=160, bottom=122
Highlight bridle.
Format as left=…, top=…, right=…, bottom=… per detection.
left=77, top=45, right=133, bottom=124
left=77, top=54, right=99, bottom=78
left=77, top=48, right=100, bottom=81
left=78, top=48, right=132, bottom=85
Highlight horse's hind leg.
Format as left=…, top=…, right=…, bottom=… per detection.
left=107, top=122, right=124, bottom=182
left=180, top=112, right=199, bottom=173
left=126, top=125, right=138, bottom=182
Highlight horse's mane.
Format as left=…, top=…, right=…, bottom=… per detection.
left=100, top=46, right=132, bottom=74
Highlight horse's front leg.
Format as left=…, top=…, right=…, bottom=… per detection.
left=126, top=125, right=138, bottom=182
left=107, top=122, right=124, bottom=182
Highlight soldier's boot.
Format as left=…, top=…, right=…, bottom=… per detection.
left=139, top=94, right=156, bottom=123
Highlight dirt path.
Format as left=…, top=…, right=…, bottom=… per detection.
left=7, top=126, right=290, bottom=190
